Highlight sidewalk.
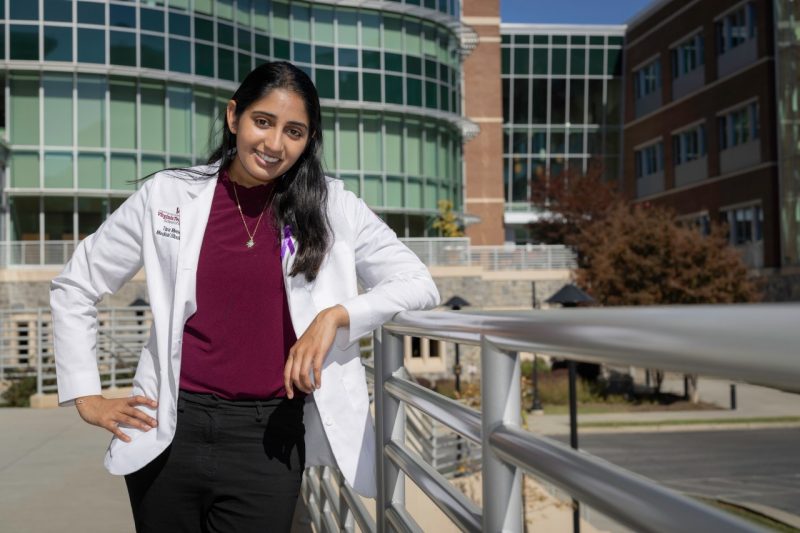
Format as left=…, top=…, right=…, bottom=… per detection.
left=526, top=377, right=800, bottom=435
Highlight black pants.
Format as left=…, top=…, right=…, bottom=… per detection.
left=125, top=390, right=305, bottom=533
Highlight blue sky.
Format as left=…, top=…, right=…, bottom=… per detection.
left=501, top=0, right=656, bottom=25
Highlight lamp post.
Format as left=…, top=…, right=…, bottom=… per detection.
left=444, top=296, right=470, bottom=394
left=546, top=283, right=594, bottom=533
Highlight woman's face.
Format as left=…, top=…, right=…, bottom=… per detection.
left=226, top=88, right=310, bottom=187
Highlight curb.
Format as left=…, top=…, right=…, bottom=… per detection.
left=532, top=421, right=800, bottom=436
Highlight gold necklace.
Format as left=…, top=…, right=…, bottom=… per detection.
left=231, top=180, right=271, bottom=249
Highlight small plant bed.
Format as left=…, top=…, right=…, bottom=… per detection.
left=522, top=367, right=721, bottom=414
left=428, top=366, right=722, bottom=414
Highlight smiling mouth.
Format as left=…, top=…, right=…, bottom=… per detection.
left=256, top=151, right=281, bottom=164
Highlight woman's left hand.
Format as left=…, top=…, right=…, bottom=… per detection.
left=284, top=305, right=349, bottom=399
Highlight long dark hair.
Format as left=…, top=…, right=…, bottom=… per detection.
left=165, top=62, right=330, bottom=281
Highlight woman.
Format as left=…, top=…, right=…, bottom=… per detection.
left=51, top=61, right=440, bottom=532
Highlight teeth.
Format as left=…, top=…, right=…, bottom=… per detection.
left=259, top=153, right=280, bottom=163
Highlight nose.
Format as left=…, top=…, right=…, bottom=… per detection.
left=263, top=127, right=283, bottom=155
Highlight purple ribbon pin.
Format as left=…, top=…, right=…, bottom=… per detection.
left=281, top=225, right=296, bottom=259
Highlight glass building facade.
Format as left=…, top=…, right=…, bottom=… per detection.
left=1, top=0, right=468, bottom=247
left=501, top=24, right=624, bottom=242
left=773, top=0, right=800, bottom=267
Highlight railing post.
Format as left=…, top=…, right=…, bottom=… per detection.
left=374, top=327, right=405, bottom=533
left=481, top=336, right=522, bottom=532
left=36, top=311, right=43, bottom=395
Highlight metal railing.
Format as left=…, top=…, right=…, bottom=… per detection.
left=303, top=304, right=800, bottom=532
left=0, top=239, right=577, bottom=271
left=400, top=238, right=577, bottom=270
left=0, top=307, right=151, bottom=395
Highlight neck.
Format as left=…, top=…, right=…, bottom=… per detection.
left=228, top=157, right=273, bottom=188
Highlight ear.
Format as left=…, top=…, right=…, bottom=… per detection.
left=226, top=100, right=238, bottom=135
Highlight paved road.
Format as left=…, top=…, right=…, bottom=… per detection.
left=555, top=428, right=800, bottom=518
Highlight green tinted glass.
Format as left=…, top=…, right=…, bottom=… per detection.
left=110, top=154, right=137, bottom=190
left=387, top=178, right=403, bottom=208
left=78, top=153, right=106, bottom=189
left=337, top=8, right=358, bottom=46
left=405, top=120, right=421, bottom=175
left=44, top=74, right=73, bottom=146
left=140, top=8, right=164, bottom=32
left=10, top=153, right=40, bottom=188
left=141, top=34, right=165, bottom=70
left=78, top=28, right=105, bottom=64
left=195, top=43, right=214, bottom=77
left=11, top=25, right=39, bottom=60
left=315, top=68, right=335, bottom=99
left=11, top=74, right=40, bottom=145
left=570, top=48, right=586, bottom=75
left=385, top=75, right=403, bottom=104
left=385, top=118, right=402, bottom=174
left=169, top=38, right=191, bottom=73
left=110, top=80, right=137, bottom=149
left=44, top=26, right=72, bottom=61
left=169, top=86, right=192, bottom=154
left=272, top=1, right=289, bottom=38
left=78, top=76, right=106, bottom=147
left=218, top=48, right=234, bottom=80
left=141, top=82, right=166, bottom=152
left=291, top=3, right=311, bottom=41
left=44, top=152, right=73, bottom=188
left=383, top=14, right=403, bottom=51
left=110, top=31, right=137, bottom=67
left=196, top=17, right=213, bottom=41
left=338, top=71, right=358, bottom=100
left=194, top=89, right=216, bottom=157
left=338, top=113, right=359, bottom=170
left=362, top=116, right=382, bottom=172
left=312, top=5, right=334, bottom=43
left=361, top=12, right=380, bottom=48
left=363, top=175, right=383, bottom=206
left=362, top=73, right=381, bottom=102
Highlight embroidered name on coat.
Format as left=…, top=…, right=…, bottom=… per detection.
left=156, top=209, right=180, bottom=240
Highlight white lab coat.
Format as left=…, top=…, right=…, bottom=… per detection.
left=50, top=163, right=440, bottom=498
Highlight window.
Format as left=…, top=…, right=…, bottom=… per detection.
left=718, top=101, right=759, bottom=150
left=672, top=123, right=707, bottom=165
left=716, top=3, right=757, bottom=55
left=634, top=59, right=661, bottom=99
left=634, top=142, right=664, bottom=178
left=725, top=205, right=763, bottom=244
left=671, top=33, right=705, bottom=78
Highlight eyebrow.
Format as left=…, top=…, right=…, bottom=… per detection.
left=250, top=110, right=308, bottom=130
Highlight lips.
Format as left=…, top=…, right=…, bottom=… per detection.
left=256, top=151, right=281, bottom=164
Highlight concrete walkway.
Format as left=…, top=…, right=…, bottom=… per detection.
left=2, top=378, right=797, bottom=532
left=526, top=377, right=800, bottom=436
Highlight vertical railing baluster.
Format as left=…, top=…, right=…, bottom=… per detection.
left=375, top=327, right=405, bottom=533
left=569, top=360, right=581, bottom=533
left=36, top=311, right=43, bottom=395
left=481, top=336, right=522, bottom=532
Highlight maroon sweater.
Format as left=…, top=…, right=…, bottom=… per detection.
left=179, top=171, right=298, bottom=399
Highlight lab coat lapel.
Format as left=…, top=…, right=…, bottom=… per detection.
left=170, top=177, right=217, bottom=360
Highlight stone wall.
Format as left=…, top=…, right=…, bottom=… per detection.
left=0, top=280, right=149, bottom=310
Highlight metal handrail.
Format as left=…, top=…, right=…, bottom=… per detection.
left=359, top=305, right=795, bottom=532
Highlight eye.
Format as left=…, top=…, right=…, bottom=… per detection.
left=255, top=117, right=270, bottom=127
left=287, top=128, right=304, bottom=138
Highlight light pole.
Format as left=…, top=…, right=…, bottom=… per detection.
left=444, top=296, right=470, bottom=394
left=546, top=283, right=595, bottom=533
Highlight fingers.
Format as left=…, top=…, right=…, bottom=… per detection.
left=124, top=405, right=158, bottom=429
left=284, top=353, right=295, bottom=399
left=129, top=395, right=158, bottom=409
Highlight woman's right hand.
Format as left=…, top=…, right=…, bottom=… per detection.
left=74, top=395, right=158, bottom=442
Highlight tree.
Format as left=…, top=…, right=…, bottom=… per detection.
left=432, top=199, right=464, bottom=237
left=530, top=167, right=760, bottom=401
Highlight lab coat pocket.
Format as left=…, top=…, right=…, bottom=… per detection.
left=151, top=206, right=181, bottom=279
left=340, top=362, right=369, bottom=413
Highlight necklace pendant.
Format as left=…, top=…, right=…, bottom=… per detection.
left=246, top=239, right=255, bottom=248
